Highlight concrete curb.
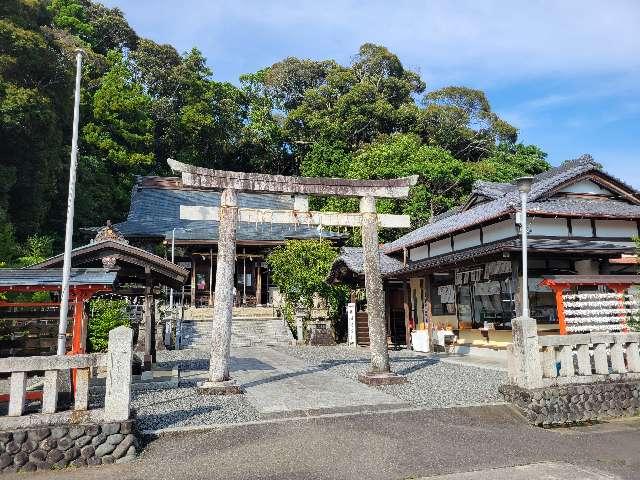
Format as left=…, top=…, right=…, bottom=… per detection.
left=140, top=401, right=511, bottom=437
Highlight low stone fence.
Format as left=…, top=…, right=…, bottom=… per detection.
left=538, top=332, right=640, bottom=385
left=501, top=317, right=640, bottom=426
left=0, top=326, right=137, bottom=473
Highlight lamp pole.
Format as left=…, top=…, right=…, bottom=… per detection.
left=516, top=176, right=533, bottom=318
left=57, top=48, right=85, bottom=356
left=169, top=228, right=175, bottom=310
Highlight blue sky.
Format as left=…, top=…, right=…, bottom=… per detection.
left=102, top=0, right=640, bottom=187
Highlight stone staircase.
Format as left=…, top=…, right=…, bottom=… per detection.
left=184, top=306, right=277, bottom=321
left=180, top=317, right=294, bottom=349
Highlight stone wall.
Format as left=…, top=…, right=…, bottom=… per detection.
left=0, top=420, right=137, bottom=474
left=500, top=380, right=640, bottom=426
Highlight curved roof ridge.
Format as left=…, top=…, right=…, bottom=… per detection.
left=385, top=153, right=635, bottom=254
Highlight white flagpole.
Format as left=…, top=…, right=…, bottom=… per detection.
left=57, top=48, right=85, bottom=355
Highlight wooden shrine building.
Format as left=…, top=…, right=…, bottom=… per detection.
left=329, top=155, right=640, bottom=348
left=0, top=269, right=117, bottom=358
left=29, top=225, right=188, bottom=368
left=108, top=175, right=345, bottom=309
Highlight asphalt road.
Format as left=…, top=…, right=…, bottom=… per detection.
left=10, top=405, right=640, bottom=480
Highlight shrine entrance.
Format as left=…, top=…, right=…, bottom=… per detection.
left=168, top=158, right=417, bottom=390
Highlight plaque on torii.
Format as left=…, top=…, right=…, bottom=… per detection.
left=168, top=159, right=417, bottom=391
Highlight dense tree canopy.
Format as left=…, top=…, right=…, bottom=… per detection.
left=0, top=0, right=550, bottom=263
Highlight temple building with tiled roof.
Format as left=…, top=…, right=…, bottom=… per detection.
left=329, top=155, right=640, bottom=348
left=112, top=176, right=345, bottom=308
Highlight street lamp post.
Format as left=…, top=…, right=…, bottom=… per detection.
left=516, top=176, right=533, bottom=318
left=57, top=48, right=85, bottom=356
left=169, top=228, right=176, bottom=310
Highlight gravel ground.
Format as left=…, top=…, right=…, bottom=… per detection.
left=274, top=344, right=507, bottom=408
left=132, top=349, right=259, bottom=431
left=132, top=384, right=259, bottom=431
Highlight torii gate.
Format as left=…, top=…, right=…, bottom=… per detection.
left=168, top=159, right=417, bottom=391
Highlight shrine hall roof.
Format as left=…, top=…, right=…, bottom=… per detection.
left=384, top=155, right=640, bottom=254
left=0, top=269, right=117, bottom=289
left=113, top=179, right=344, bottom=243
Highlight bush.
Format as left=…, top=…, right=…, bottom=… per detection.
left=88, top=299, right=129, bottom=352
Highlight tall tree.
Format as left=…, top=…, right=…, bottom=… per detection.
left=0, top=0, right=73, bottom=240
left=83, top=50, right=154, bottom=166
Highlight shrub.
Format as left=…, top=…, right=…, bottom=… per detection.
left=88, top=299, right=129, bottom=352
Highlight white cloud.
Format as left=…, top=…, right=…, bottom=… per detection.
left=102, top=0, right=640, bottom=85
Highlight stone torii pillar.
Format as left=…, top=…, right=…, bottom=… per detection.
left=169, top=159, right=416, bottom=392
left=358, top=196, right=406, bottom=385
left=202, top=188, right=242, bottom=393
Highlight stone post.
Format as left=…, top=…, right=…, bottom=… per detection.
left=358, top=196, right=406, bottom=385
left=104, top=326, right=133, bottom=422
left=508, top=316, right=543, bottom=389
left=142, top=267, right=154, bottom=370
left=295, top=307, right=305, bottom=345
left=202, top=188, right=242, bottom=394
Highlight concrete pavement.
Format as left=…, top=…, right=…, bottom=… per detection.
left=231, top=347, right=406, bottom=417
left=177, top=346, right=407, bottom=418
left=12, top=404, right=640, bottom=480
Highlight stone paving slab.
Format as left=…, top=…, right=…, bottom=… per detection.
left=229, top=347, right=406, bottom=417
left=419, top=462, right=617, bottom=479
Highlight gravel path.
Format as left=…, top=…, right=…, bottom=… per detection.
left=132, top=349, right=259, bottom=431
left=273, top=345, right=507, bottom=408
left=0, top=346, right=506, bottom=429
left=132, top=384, right=259, bottom=431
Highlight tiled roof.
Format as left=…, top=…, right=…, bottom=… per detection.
left=471, top=180, right=512, bottom=199
left=115, top=183, right=344, bottom=243
left=336, top=246, right=404, bottom=275
left=386, top=238, right=637, bottom=277
left=527, top=199, right=640, bottom=218
left=29, top=240, right=189, bottom=288
left=384, top=155, right=639, bottom=253
left=0, top=268, right=117, bottom=287
left=327, top=246, right=405, bottom=283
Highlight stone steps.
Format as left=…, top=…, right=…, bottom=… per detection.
left=180, top=318, right=294, bottom=349
left=184, top=306, right=278, bottom=321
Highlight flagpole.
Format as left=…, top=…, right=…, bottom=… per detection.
left=57, top=48, right=85, bottom=355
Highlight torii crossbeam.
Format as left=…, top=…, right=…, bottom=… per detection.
left=169, top=159, right=417, bottom=391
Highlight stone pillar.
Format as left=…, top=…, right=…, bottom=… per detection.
left=104, top=326, right=133, bottom=422
left=155, top=299, right=166, bottom=352
left=508, top=316, right=543, bottom=389
left=295, top=308, right=305, bottom=344
left=256, top=265, right=262, bottom=305
left=358, top=196, right=406, bottom=385
left=142, top=267, right=154, bottom=370
left=202, top=188, right=242, bottom=394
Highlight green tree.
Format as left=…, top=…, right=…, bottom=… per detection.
left=85, top=2, right=137, bottom=54
left=0, top=1, right=73, bottom=240
left=267, top=239, right=339, bottom=310
left=48, top=0, right=93, bottom=41
left=0, top=209, right=17, bottom=268
left=15, top=234, right=54, bottom=267
left=267, top=240, right=347, bottom=337
left=239, top=70, right=293, bottom=174
left=87, top=298, right=129, bottom=352
left=349, top=133, right=475, bottom=232
left=419, top=86, right=518, bottom=161
left=473, top=143, right=549, bottom=182
left=83, top=50, right=154, bottom=166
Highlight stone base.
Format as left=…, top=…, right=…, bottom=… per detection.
left=196, top=380, right=244, bottom=395
left=500, top=379, right=640, bottom=427
left=357, top=371, right=408, bottom=386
